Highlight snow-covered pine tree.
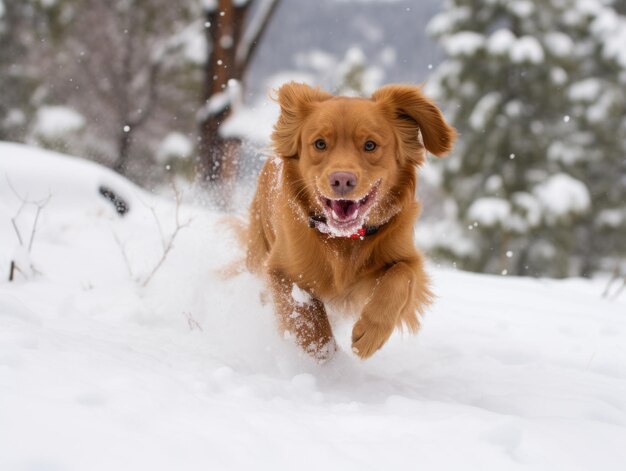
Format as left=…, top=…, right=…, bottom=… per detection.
left=427, top=0, right=594, bottom=277
left=560, top=0, right=626, bottom=274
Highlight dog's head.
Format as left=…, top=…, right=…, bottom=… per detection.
left=272, top=82, right=456, bottom=235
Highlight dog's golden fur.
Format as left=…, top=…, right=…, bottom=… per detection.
left=247, top=82, right=456, bottom=361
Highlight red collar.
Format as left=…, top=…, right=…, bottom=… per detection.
left=308, top=215, right=380, bottom=240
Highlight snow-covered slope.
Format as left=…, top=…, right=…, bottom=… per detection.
left=1, top=142, right=625, bottom=471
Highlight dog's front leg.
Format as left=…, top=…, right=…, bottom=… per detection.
left=352, top=261, right=421, bottom=359
left=268, top=270, right=337, bottom=362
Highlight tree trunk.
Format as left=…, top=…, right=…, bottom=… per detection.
left=197, top=0, right=247, bottom=184
left=113, top=129, right=132, bottom=174
left=197, top=0, right=281, bottom=190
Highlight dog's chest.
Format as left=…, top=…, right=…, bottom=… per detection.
left=295, top=240, right=375, bottom=304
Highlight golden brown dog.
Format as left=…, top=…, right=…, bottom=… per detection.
left=246, top=82, right=456, bottom=361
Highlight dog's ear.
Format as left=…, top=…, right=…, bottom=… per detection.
left=272, top=82, right=332, bottom=158
left=372, top=84, right=456, bottom=164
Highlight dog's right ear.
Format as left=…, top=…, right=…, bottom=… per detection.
left=271, top=82, right=332, bottom=158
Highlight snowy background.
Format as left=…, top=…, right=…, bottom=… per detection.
left=1, top=0, right=626, bottom=469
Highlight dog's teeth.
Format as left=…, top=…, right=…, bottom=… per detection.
left=331, top=210, right=340, bottom=220
left=348, top=210, right=358, bottom=220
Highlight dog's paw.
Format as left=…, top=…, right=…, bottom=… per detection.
left=351, top=318, right=394, bottom=359
left=307, top=338, right=338, bottom=364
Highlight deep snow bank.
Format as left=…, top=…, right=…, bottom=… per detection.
left=1, top=142, right=625, bottom=471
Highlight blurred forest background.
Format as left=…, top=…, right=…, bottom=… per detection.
left=1, top=0, right=625, bottom=279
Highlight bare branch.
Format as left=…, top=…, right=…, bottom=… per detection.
left=150, top=205, right=168, bottom=251
left=11, top=216, right=24, bottom=247
left=135, top=194, right=167, bottom=250
left=7, top=176, right=51, bottom=252
left=602, top=263, right=626, bottom=300
left=183, top=311, right=203, bottom=331
left=111, top=229, right=135, bottom=279
left=236, top=0, right=281, bottom=75
left=140, top=218, right=192, bottom=287
left=5, top=176, right=51, bottom=282
left=27, top=194, right=51, bottom=253
left=6, top=173, right=26, bottom=200
left=611, top=277, right=626, bottom=301
left=141, top=184, right=193, bottom=287
left=8, top=261, right=16, bottom=282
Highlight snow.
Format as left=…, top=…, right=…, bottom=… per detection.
left=2, top=143, right=626, bottom=470
left=512, top=192, right=542, bottom=229
left=203, top=90, right=232, bottom=117
left=443, top=31, right=485, bottom=57
left=596, top=209, right=625, bottom=228
left=550, top=66, right=568, bottom=85
left=510, top=36, right=545, bottom=64
left=182, top=28, right=207, bottom=65
left=569, top=78, right=602, bottom=102
left=590, top=7, right=626, bottom=68
left=547, top=140, right=586, bottom=165
left=220, top=99, right=279, bottom=143
left=469, top=92, right=501, bottom=131
left=297, top=49, right=336, bottom=72
left=291, top=283, right=312, bottom=306
left=591, top=7, right=620, bottom=37
left=543, top=32, right=574, bottom=58
left=426, top=7, right=471, bottom=37
left=414, top=218, right=476, bottom=258
left=33, top=106, right=85, bottom=140
left=202, top=0, right=217, bottom=12
left=156, top=132, right=193, bottom=163
left=467, top=197, right=511, bottom=227
left=603, top=25, right=626, bottom=69
left=506, top=0, right=534, bottom=18
left=198, top=80, right=242, bottom=122
left=487, top=29, right=516, bottom=56
left=586, top=91, right=615, bottom=123
left=533, top=173, right=591, bottom=221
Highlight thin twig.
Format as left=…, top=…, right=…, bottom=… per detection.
left=27, top=194, right=51, bottom=253
left=141, top=216, right=192, bottom=287
left=236, top=0, right=281, bottom=74
left=111, top=229, right=134, bottom=279
left=10, top=217, right=24, bottom=247
left=6, top=174, right=28, bottom=203
left=5, top=176, right=51, bottom=282
left=611, top=277, right=626, bottom=301
left=8, top=261, right=16, bottom=282
left=602, top=265, right=620, bottom=298
left=135, top=194, right=167, bottom=250
left=150, top=206, right=167, bottom=251
left=141, top=183, right=193, bottom=287
left=183, top=312, right=203, bottom=331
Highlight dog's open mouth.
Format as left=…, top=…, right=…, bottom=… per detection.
left=317, top=180, right=380, bottom=235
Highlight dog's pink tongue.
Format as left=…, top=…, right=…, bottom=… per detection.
left=331, top=200, right=358, bottom=220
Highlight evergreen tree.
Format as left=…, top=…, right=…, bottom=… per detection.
left=561, top=0, right=626, bottom=274
left=427, top=0, right=603, bottom=277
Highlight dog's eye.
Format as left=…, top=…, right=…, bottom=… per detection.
left=364, top=140, right=377, bottom=152
left=314, top=139, right=327, bottom=150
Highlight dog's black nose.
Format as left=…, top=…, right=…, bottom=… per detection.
left=329, top=172, right=357, bottom=196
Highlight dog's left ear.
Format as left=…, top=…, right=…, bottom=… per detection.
left=372, top=84, right=456, bottom=163
left=271, top=82, right=332, bottom=158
